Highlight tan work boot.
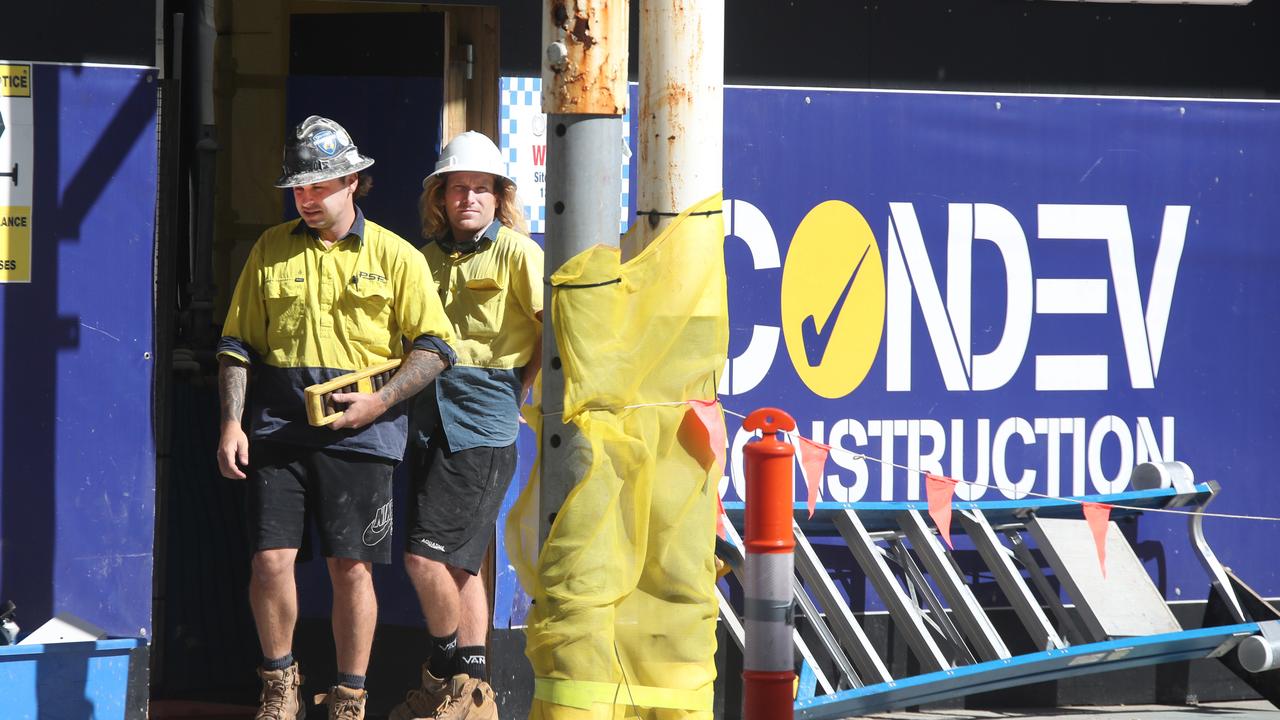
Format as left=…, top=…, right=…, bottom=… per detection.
left=434, top=674, right=497, bottom=720
left=388, top=664, right=450, bottom=720
left=314, top=684, right=367, bottom=720
left=255, top=663, right=305, bottom=720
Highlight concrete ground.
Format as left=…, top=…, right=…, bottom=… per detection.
left=861, top=701, right=1278, bottom=720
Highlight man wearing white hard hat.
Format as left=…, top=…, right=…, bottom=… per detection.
left=217, top=115, right=455, bottom=720
left=390, top=131, right=543, bottom=720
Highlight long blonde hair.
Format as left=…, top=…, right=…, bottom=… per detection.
left=419, top=173, right=530, bottom=240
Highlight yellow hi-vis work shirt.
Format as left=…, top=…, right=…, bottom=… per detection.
left=410, top=221, right=543, bottom=452
left=218, top=211, right=455, bottom=460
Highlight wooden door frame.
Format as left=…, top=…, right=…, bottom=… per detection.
left=438, top=4, right=499, bottom=142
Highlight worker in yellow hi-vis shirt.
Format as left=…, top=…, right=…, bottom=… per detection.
left=389, top=132, right=543, bottom=720
left=216, top=116, right=455, bottom=720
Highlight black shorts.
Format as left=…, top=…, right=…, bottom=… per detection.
left=245, top=441, right=396, bottom=564
left=406, top=428, right=518, bottom=575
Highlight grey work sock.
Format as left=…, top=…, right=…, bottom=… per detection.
left=336, top=672, right=366, bottom=690
left=263, top=653, right=294, bottom=671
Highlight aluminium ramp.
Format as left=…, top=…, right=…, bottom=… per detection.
left=794, top=624, right=1260, bottom=719
left=719, top=479, right=1280, bottom=718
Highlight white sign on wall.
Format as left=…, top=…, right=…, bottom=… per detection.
left=0, top=62, right=33, bottom=283
left=499, top=76, right=630, bottom=236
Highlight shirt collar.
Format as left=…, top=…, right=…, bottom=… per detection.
left=291, top=206, right=367, bottom=246
left=436, top=220, right=501, bottom=257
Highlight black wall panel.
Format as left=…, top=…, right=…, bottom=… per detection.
left=7, top=1, right=1272, bottom=99
left=3, top=2, right=155, bottom=66
left=484, top=0, right=1278, bottom=99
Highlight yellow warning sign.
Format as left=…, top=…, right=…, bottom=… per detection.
left=0, top=65, right=31, bottom=98
left=1, top=60, right=33, bottom=283
left=0, top=206, right=31, bottom=282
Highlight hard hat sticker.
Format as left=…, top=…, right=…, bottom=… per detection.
left=313, top=129, right=339, bottom=156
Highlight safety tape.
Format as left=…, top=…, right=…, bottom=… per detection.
left=533, top=677, right=713, bottom=711
left=744, top=597, right=795, bottom=624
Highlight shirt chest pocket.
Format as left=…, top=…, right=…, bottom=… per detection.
left=461, top=277, right=505, bottom=339
left=264, top=277, right=307, bottom=340
left=344, top=281, right=394, bottom=344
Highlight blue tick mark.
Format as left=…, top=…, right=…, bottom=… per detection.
left=800, top=243, right=871, bottom=368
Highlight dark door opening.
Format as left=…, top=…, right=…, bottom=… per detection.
left=287, top=11, right=446, bottom=243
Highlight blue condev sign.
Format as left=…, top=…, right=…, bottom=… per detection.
left=714, top=87, right=1280, bottom=599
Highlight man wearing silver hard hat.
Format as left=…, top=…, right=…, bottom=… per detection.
left=389, top=131, right=543, bottom=719
left=216, top=116, right=456, bottom=720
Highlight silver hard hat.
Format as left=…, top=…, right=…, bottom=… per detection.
left=274, top=115, right=375, bottom=188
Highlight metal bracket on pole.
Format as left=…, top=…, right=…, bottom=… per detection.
left=538, top=1, right=629, bottom=549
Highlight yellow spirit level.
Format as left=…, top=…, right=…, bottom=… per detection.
left=304, top=359, right=402, bottom=427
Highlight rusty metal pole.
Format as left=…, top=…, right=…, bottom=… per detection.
left=627, top=0, right=725, bottom=259
left=539, top=0, right=628, bottom=547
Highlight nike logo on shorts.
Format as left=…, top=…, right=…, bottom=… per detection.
left=363, top=500, right=393, bottom=546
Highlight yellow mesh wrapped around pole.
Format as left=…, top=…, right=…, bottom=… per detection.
left=506, top=192, right=729, bottom=719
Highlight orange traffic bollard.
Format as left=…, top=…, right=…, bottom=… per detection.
left=742, top=407, right=797, bottom=720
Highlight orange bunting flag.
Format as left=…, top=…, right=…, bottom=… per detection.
left=925, top=474, right=960, bottom=549
left=795, top=435, right=832, bottom=518
left=716, top=496, right=728, bottom=539
left=1082, top=502, right=1113, bottom=578
left=689, top=399, right=727, bottom=477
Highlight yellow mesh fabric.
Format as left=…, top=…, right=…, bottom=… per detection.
left=506, top=192, right=728, bottom=719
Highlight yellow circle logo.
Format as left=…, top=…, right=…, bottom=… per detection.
left=781, top=201, right=885, bottom=398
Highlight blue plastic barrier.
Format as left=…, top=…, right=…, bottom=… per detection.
left=0, top=638, right=145, bottom=719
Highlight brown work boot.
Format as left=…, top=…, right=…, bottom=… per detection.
left=434, top=674, right=497, bottom=720
left=314, top=684, right=367, bottom=720
left=255, top=663, right=305, bottom=720
left=388, top=664, right=450, bottom=720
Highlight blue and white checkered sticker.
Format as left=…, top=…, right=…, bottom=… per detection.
left=500, top=77, right=631, bottom=236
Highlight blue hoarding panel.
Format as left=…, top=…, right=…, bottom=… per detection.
left=716, top=88, right=1280, bottom=601
left=0, top=64, right=157, bottom=638
left=493, top=429, right=537, bottom=629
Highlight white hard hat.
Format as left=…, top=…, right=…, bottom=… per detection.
left=423, top=131, right=512, bottom=189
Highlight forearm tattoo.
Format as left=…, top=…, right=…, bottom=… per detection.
left=219, top=359, right=250, bottom=424
left=379, top=349, right=446, bottom=408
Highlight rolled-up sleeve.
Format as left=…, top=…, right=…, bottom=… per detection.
left=396, top=246, right=456, bottom=366
left=217, top=240, right=268, bottom=365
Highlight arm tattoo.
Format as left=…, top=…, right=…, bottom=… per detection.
left=378, top=349, right=447, bottom=408
left=219, top=358, right=250, bottom=424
